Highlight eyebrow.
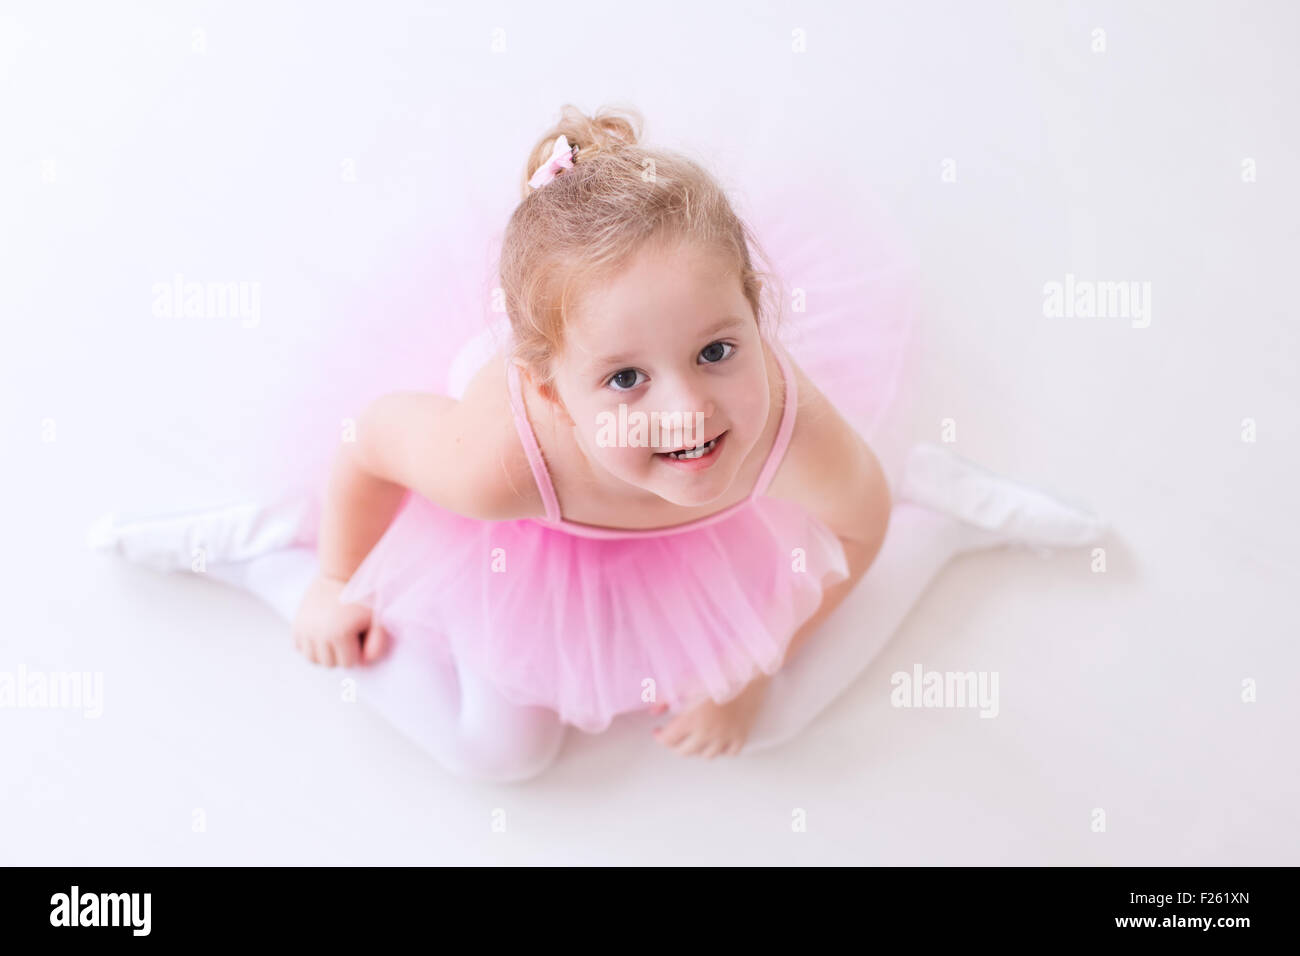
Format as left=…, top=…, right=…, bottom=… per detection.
left=588, top=316, right=748, bottom=369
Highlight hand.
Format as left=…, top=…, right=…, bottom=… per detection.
left=290, top=572, right=389, bottom=668
left=651, top=673, right=772, bottom=758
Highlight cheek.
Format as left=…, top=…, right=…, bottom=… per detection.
left=602, top=446, right=657, bottom=482
left=727, top=374, right=771, bottom=439
left=584, top=427, right=655, bottom=473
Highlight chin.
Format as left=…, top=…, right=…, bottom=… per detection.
left=651, top=472, right=735, bottom=508
left=654, top=488, right=704, bottom=508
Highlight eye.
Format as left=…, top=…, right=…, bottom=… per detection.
left=606, top=367, right=646, bottom=391
left=699, top=341, right=735, bottom=364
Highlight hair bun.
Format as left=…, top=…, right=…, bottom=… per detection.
left=523, top=103, right=643, bottom=194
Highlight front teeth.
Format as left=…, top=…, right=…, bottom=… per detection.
left=667, top=437, right=717, bottom=460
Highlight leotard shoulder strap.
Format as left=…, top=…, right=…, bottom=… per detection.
left=749, top=341, right=798, bottom=500
left=505, top=359, right=563, bottom=523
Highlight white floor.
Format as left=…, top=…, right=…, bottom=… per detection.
left=3, top=1, right=1297, bottom=865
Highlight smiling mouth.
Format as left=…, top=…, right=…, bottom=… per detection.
left=656, top=431, right=726, bottom=460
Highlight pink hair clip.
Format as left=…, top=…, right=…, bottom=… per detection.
left=528, top=135, right=578, bottom=190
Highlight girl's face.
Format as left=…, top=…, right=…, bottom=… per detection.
left=542, top=239, right=770, bottom=508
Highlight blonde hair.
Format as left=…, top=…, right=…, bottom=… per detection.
left=499, top=103, right=780, bottom=390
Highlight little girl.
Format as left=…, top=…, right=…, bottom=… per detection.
left=90, top=105, right=1105, bottom=782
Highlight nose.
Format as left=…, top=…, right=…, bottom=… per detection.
left=660, top=375, right=714, bottom=416
left=656, top=375, right=716, bottom=444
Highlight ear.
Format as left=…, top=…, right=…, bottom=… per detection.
left=539, top=380, right=574, bottom=424
left=514, top=360, right=574, bottom=423
left=512, top=357, right=544, bottom=394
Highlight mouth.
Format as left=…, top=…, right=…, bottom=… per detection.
left=655, top=431, right=727, bottom=468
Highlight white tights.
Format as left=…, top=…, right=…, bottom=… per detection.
left=206, top=549, right=568, bottom=783
left=203, top=497, right=1018, bottom=782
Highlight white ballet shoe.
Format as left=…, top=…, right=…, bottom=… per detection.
left=898, top=442, right=1107, bottom=554
left=86, top=489, right=319, bottom=572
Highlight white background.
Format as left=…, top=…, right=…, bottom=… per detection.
left=2, top=0, right=1297, bottom=864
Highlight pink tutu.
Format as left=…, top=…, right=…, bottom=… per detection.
left=330, top=171, right=917, bottom=735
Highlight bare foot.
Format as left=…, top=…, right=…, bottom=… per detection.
left=651, top=674, right=772, bottom=758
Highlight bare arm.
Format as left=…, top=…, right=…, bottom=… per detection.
left=314, top=393, right=444, bottom=581
left=292, top=362, right=540, bottom=668
left=765, top=355, right=893, bottom=668
left=315, top=381, right=532, bottom=581
left=778, top=443, right=890, bottom=668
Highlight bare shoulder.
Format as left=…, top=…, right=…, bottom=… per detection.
left=358, top=349, right=545, bottom=521
left=764, top=343, right=892, bottom=550
left=447, top=349, right=548, bottom=520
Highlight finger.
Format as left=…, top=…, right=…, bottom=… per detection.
left=319, top=641, right=336, bottom=667
left=342, top=604, right=372, bottom=633
left=654, top=719, right=690, bottom=748
left=701, top=739, right=726, bottom=759
left=334, top=633, right=360, bottom=669
left=304, top=640, right=321, bottom=665
left=673, top=732, right=705, bottom=756
left=362, top=620, right=390, bottom=663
